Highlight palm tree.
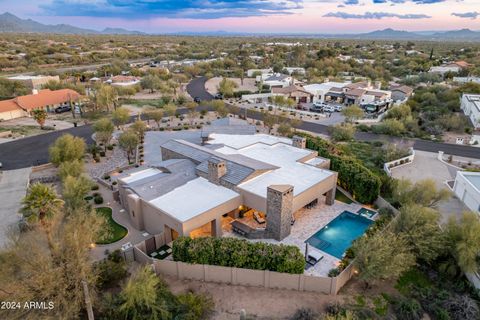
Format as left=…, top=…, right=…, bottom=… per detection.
left=21, top=183, right=64, bottom=250
left=32, top=109, right=47, bottom=129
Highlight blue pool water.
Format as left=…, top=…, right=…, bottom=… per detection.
left=306, top=211, right=373, bottom=259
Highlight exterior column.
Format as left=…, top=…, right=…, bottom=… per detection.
left=211, top=219, right=222, bottom=237
left=325, top=188, right=336, bottom=206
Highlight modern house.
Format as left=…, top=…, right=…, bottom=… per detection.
left=7, top=75, right=60, bottom=90
left=107, top=75, right=141, bottom=87
left=453, top=77, right=480, bottom=85
left=117, top=134, right=337, bottom=243
left=389, top=84, right=414, bottom=103
left=284, top=67, right=306, bottom=76
left=261, top=73, right=294, bottom=88
left=272, top=85, right=313, bottom=103
left=453, top=171, right=480, bottom=213
left=429, top=61, right=471, bottom=76
left=460, top=94, right=480, bottom=129
left=303, top=82, right=350, bottom=103
left=0, top=88, right=81, bottom=121
left=247, top=68, right=273, bottom=77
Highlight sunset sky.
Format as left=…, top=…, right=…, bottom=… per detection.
left=2, top=0, right=480, bottom=33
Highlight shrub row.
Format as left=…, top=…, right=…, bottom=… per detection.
left=173, top=236, right=305, bottom=274
left=305, top=136, right=381, bottom=204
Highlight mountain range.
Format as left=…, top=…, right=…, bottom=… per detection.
left=0, top=12, right=479, bottom=41
left=0, top=12, right=145, bottom=35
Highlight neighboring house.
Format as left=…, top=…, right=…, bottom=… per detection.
left=117, top=134, right=337, bottom=242
left=304, top=82, right=349, bottom=103
left=429, top=61, right=471, bottom=76
left=107, top=75, right=141, bottom=87
left=247, top=68, right=273, bottom=77
left=272, top=85, right=313, bottom=103
left=7, top=75, right=60, bottom=90
left=461, top=94, right=480, bottom=129
left=453, top=77, right=480, bottom=85
left=262, top=73, right=293, bottom=88
left=389, top=84, right=414, bottom=102
left=284, top=67, right=306, bottom=76
left=0, top=89, right=81, bottom=121
left=453, top=171, right=480, bottom=213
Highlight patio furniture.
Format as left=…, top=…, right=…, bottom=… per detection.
left=231, top=220, right=252, bottom=236
left=253, top=211, right=266, bottom=224
left=306, top=250, right=324, bottom=266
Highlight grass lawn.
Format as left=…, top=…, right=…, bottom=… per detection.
left=335, top=189, right=354, bottom=204
left=96, top=207, right=128, bottom=245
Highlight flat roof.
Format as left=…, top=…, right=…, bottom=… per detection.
left=148, top=177, right=240, bottom=223
left=210, top=137, right=334, bottom=198
left=119, top=168, right=162, bottom=184
left=461, top=171, right=480, bottom=192
left=208, top=133, right=291, bottom=149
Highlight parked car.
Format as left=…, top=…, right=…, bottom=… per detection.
left=333, top=105, right=343, bottom=112
left=323, top=105, right=335, bottom=113
left=213, top=93, right=223, bottom=100
left=193, top=97, right=201, bottom=103
left=309, top=105, right=323, bottom=113
left=313, top=101, right=327, bottom=108
left=54, top=105, right=71, bottom=113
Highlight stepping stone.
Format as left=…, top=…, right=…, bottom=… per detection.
left=119, top=209, right=125, bottom=213
left=159, top=250, right=166, bottom=255
left=166, top=248, right=172, bottom=253
left=151, top=252, right=158, bottom=257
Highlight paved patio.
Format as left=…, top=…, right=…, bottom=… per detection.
left=223, top=198, right=363, bottom=277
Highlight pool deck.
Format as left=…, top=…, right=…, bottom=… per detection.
left=223, top=198, right=365, bottom=277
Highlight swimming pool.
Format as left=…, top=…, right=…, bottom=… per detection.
left=306, top=211, right=373, bottom=259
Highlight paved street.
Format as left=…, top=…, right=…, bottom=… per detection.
left=187, top=76, right=480, bottom=159
left=0, top=168, right=31, bottom=247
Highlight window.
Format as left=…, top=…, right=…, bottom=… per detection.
left=132, top=210, right=135, bottom=217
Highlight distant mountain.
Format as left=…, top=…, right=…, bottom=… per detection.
left=0, top=12, right=143, bottom=35
left=352, top=28, right=422, bottom=40
left=101, top=27, right=146, bottom=35
left=429, top=28, right=480, bottom=40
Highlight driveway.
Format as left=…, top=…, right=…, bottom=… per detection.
left=391, top=150, right=468, bottom=222
left=0, top=168, right=31, bottom=247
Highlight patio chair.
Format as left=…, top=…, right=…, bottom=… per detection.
left=253, top=211, right=266, bottom=224
left=306, top=250, right=324, bottom=266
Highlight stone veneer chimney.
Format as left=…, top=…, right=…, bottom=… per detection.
left=292, top=135, right=306, bottom=149
left=207, top=157, right=227, bottom=185
left=266, top=185, right=294, bottom=241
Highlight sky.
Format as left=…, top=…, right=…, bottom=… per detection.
left=1, top=0, right=480, bottom=33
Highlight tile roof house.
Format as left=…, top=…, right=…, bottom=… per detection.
left=0, top=89, right=81, bottom=121
left=272, top=85, right=313, bottom=103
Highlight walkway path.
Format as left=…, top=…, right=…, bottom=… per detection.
left=0, top=168, right=31, bottom=247
left=90, top=184, right=149, bottom=261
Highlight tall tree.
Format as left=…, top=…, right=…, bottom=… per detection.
left=95, top=85, right=118, bottom=112
left=62, top=175, right=92, bottom=212
left=119, top=129, right=139, bottom=163
left=49, top=134, right=86, bottom=166
left=32, top=109, right=47, bottom=129
left=93, top=118, right=114, bottom=151
left=353, top=231, right=415, bottom=288
left=21, top=183, right=64, bottom=251
left=141, top=74, right=161, bottom=93
left=446, top=211, right=480, bottom=273
left=145, top=108, right=164, bottom=129
left=392, top=204, right=445, bottom=263
left=111, top=107, right=130, bottom=130
left=163, top=103, right=177, bottom=123
left=393, top=179, right=450, bottom=208
left=341, top=105, right=364, bottom=123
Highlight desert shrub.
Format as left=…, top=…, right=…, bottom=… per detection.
left=91, top=184, right=99, bottom=191
left=291, top=308, right=318, bottom=320
left=94, top=195, right=104, bottom=204
left=394, top=297, right=423, bottom=320
left=95, top=250, right=128, bottom=289
left=173, top=237, right=305, bottom=274
left=443, top=294, right=480, bottom=320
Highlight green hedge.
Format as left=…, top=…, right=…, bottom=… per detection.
left=173, top=237, right=305, bottom=274
left=305, top=136, right=380, bottom=204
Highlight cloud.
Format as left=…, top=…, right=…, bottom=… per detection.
left=373, top=0, right=445, bottom=3
left=451, top=11, right=479, bottom=19
left=323, top=11, right=431, bottom=19
left=40, top=0, right=304, bottom=19
left=343, top=0, right=360, bottom=4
